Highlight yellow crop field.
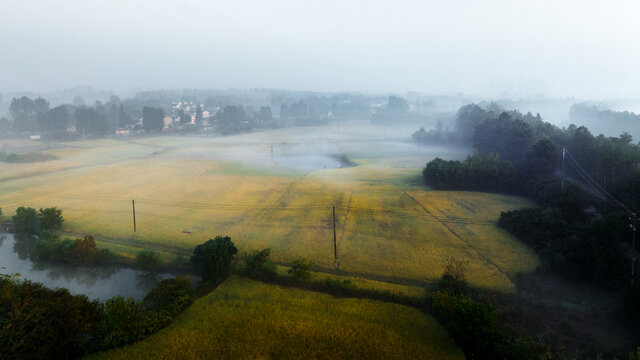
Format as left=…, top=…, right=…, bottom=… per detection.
left=86, top=277, right=464, bottom=360
left=0, top=124, right=539, bottom=292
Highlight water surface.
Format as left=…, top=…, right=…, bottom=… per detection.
left=0, top=233, right=179, bottom=301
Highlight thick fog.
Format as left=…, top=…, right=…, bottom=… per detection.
left=1, top=0, right=640, bottom=99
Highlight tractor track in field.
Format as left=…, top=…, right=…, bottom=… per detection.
left=402, top=190, right=509, bottom=279
left=249, top=174, right=308, bottom=224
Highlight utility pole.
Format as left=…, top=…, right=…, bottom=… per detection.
left=332, top=206, right=337, bottom=268
left=132, top=199, right=137, bottom=233
left=561, top=147, right=566, bottom=189
left=270, top=145, right=274, bottom=160
left=633, top=215, right=637, bottom=251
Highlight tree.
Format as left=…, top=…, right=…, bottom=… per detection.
left=474, top=112, right=534, bottom=160
left=454, top=104, right=488, bottom=145
left=38, top=207, right=64, bottom=231
left=136, top=249, right=162, bottom=271
left=0, top=116, right=10, bottom=137
left=42, top=106, right=69, bottom=138
left=387, top=96, right=409, bottom=112
left=75, top=108, right=109, bottom=136
left=9, top=96, right=36, bottom=132
left=118, top=104, right=132, bottom=128
left=422, top=158, right=464, bottom=189
left=522, top=139, right=558, bottom=178
left=194, top=106, right=203, bottom=128
left=241, top=248, right=277, bottom=280
left=98, top=296, right=145, bottom=349
left=178, top=109, right=190, bottom=124
left=258, top=106, right=272, bottom=123
left=0, top=276, right=102, bottom=359
left=66, top=235, right=99, bottom=265
left=215, top=106, right=250, bottom=135
left=142, top=107, right=164, bottom=132
left=12, top=206, right=40, bottom=234
left=190, top=236, right=237, bottom=282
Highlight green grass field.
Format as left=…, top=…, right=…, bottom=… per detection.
left=86, top=276, right=464, bottom=360
left=0, top=123, right=539, bottom=291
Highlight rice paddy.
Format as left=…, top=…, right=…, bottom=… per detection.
left=0, top=122, right=539, bottom=292
left=86, top=276, right=465, bottom=360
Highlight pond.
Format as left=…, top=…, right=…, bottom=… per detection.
left=0, top=233, right=181, bottom=301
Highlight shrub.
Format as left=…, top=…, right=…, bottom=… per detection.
left=323, top=278, right=355, bottom=296
left=437, top=257, right=469, bottom=295
left=95, top=248, right=117, bottom=265
left=288, top=258, right=313, bottom=280
left=0, top=276, right=102, bottom=359
left=136, top=249, right=162, bottom=272
left=242, top=248, right=277, bottom=280
left=430, top=290, right=504, bottom=359
left=97, top=296, right=146, bottom=349
left=66, top=235, right=99, bottom=265
left=12, top=206, right=39, bottom=234
left=190, top=235, right=237, bottom=282
left=143, top=277, right=195, bottom=315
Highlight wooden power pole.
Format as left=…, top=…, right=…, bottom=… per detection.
left=333, top=206, right=337, bottom=268
left=132, top=199, right=137, bottom=233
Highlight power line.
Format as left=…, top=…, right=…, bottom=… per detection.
left=564, top=149, right=635, bottom=216
left=29, top=191, right=496, bottom=226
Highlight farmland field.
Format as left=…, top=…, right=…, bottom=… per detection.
left=86, top=276, right=465, bottom=360
left=0, top=121, right=539, bottom=291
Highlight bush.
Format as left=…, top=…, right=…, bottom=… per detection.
left=242, top=248, right=277, bottom=280
left=95, top=248, right=118, bottom=265
left=12, top=206, right=39, bottom=234
left=288, top=258, right=313, bottom=279
left=437, top=257, right=469, bottom=295
left=142, top=277, right=195, bottom=315
left=430, top=290, right=504, bottom=359
left=322, top=278, right=355, bottom=296
left=190, top=235, right=237, bottom=282
left=97, top=296, right=146, bottom=349
left=66, top=235, right=99, bottom=265
left=136, top=249, right=162, bottom=272
left=0, top=275, right=102, bottom=359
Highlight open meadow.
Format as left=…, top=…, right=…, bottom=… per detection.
left=86, top=276, right=465, bottom=360
left=0, top=121, right=539, bottom=291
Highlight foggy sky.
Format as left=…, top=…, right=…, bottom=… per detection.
left=1, top=0, right=639, bottom=99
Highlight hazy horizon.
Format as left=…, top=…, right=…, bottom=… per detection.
left=1, top=0, right=640, bottom=99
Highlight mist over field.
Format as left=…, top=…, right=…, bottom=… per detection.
left=1, top=1, right=640, bottom=360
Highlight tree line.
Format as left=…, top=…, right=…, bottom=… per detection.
left=420, top=103, right=640, bottom=325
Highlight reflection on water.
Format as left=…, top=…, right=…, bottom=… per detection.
left=0, top=233, right=178, bottom=301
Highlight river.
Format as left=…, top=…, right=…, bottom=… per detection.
left=0, top=233, right=181, bottom=301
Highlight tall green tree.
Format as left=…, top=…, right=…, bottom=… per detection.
left=42, top=105, right=69, bottom=138
left=118, top=104, right=132, bottom=128
left=75, top=108, right=109, bottom=136
left=12, top=206, right=40, bottom=234
left=195, top=106, right=203, bottom=127
left=9, top=96, right=36, bottom=132
left=38, top=207, right=64, bottom=231
left=190, top=235, right=237, bottom=282
left=142, top=107, right=164, bottom=132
